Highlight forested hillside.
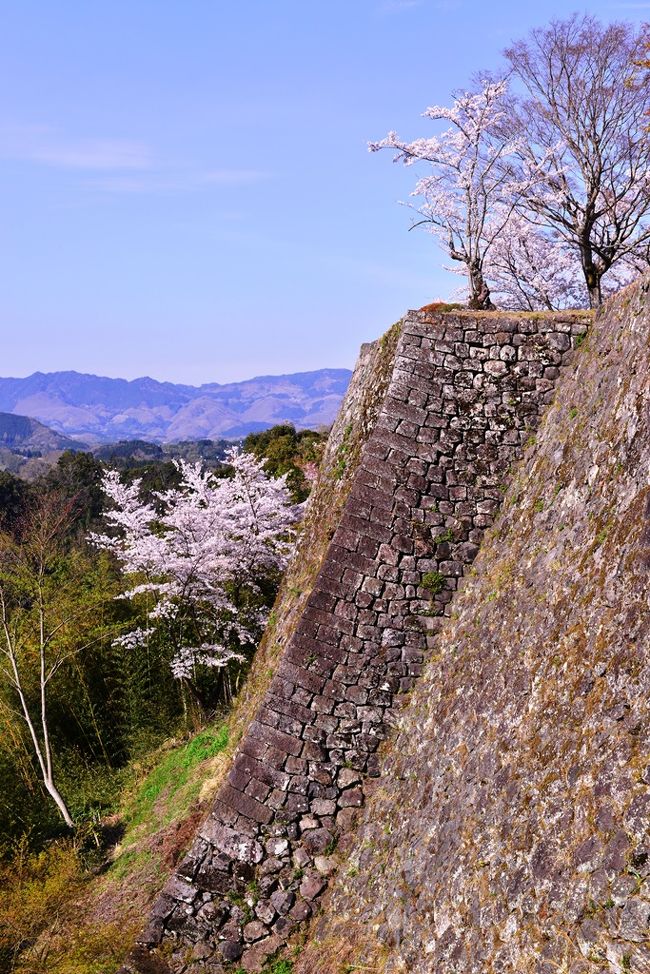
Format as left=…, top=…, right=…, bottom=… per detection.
left=0, top=425, right=325, bottom=974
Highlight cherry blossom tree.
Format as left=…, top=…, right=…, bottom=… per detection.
left=369, top=78, right=530, bottom=310
left=371, top=20, right=650, bottom=311
left=479, top=210, right=640, bottom=311
left=91, top=449, right=299, bottom=709
left=504, top=15, right=650, bottom=307
left=485, top=213, right=586, bottom=311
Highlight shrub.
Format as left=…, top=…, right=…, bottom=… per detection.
left=0, top=839, right=87, bottom=970
left=421, top=571, right=445, bottom=595
left=419, top=301, right=465, bottom=314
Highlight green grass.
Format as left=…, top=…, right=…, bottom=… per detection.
left=433, top=527, right=454, bottom=545
left=128, top=725, right=228, bottom=828
left=266, top=961, right=293, bottom=974
left=239, top=961, right=294, bottom=974
left=109, top=848, right=155, bottom=880
left=109, top=722, right=229, bottom=880
left=333, top=424, right=353, bottom=480
left=2, top=721, right=232, bottom=974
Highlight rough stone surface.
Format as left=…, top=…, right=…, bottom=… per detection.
left=119, top=306, right=592, bottom=973
left=297, top=280, right=650, bottom=973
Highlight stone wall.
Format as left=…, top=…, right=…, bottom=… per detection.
left=119, top=307, right=589, bottom=974
left=297, top=279, right=650, bottom=974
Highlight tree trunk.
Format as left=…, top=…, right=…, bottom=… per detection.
left=584, top=265, right=603, bottom=307
left=44, top=777, right=74, bottom=828
left=579, top=238, right=603, bottom=308
left=6, top=641, right=75, bottom=828
left=467, top=264, right=495, bottom=310
left=587, top=283, right=602, bottom=308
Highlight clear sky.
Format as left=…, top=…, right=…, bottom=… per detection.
left=0, top=0, right=646, bottom=384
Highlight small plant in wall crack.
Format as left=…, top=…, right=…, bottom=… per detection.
left=421, top=571, right=445, bottom=595
left=265, top=959, right=294, bottom=974
left=324, top=836, right=339, bottom=856
left=433, top=527, right=454, bottom=545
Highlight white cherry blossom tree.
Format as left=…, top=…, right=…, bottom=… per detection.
left=485, top=212, right=586, bottom=311
left=369, top=78, right=529, bottom=310
left=91, top=449, right=299, bottom=707
left=372, top=20, right=650, bottom=311
left=462, top=210, right=639, bottom=311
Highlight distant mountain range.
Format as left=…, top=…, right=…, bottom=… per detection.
left=0, top=369, right=353, bottom=443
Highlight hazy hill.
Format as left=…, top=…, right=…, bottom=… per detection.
left=0, top=411, right=82, bottom=478
left=0, top=369, right=352, bottom=443
left=0, top=411, right=78, bottom=454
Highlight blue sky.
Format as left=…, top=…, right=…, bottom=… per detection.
left=0, top=1, right=647, bottom=384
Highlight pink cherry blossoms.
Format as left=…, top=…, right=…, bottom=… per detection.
left=90, top=449, right=300, bottom=685
left=370, top=78, right=523, bottom=311
left=371, top=17, right=650, bottom=310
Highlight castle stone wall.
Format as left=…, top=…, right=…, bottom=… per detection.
left=297, top=280, right=650, bottom=974
left=120, top=308, right=588, bottom=974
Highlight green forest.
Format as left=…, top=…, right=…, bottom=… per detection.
left=0, top=426, right=325, bottom=974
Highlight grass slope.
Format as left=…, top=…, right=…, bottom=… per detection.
left=0, top=724, right=230, bottom=974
